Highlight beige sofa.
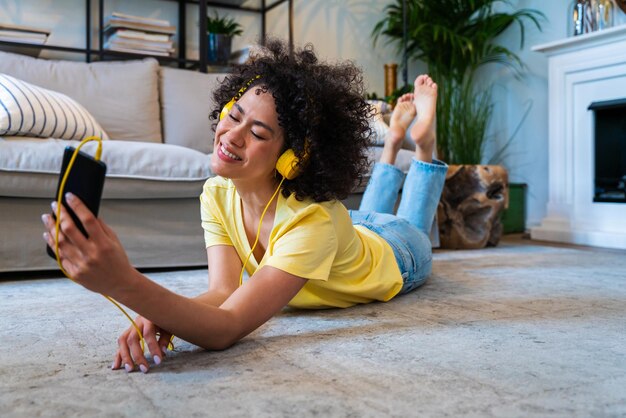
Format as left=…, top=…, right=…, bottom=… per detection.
left=0, top=51, right=416, bottom=273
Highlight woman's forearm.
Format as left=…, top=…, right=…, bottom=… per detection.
left=112, top=269, right=240, bottom=350
left=193, top=289, right=233, bottom=307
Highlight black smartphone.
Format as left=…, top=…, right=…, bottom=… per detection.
left=46, top=146, right=107, bottom=260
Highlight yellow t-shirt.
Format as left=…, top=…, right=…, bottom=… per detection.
left=200, top=177, right=403, bottom=309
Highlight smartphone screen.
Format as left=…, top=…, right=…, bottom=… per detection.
left=46, top=146, right=107, bottom=260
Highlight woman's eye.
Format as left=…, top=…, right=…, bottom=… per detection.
left=228, top=114, right=239, bottom=122
left=251, top=131, right=265, bottom=140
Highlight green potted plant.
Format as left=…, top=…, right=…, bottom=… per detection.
left=206, top=10, right=243, bottom=65
left=372, top=0, right=543, bottom=249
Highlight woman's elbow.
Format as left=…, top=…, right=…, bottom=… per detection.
left=198, top=313, right=243, bottom=351
left=202, top=334, right=239, bottom=351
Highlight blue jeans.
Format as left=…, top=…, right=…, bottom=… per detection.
left=349, top=158, right=448, bottom=295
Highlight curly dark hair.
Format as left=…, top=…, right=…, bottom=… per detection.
left=210, top=38, right=374, bottom=202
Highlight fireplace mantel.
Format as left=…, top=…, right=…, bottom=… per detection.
left=533, top=25, right=626, bottom=55
left=531, top=26, right=626, bottom=249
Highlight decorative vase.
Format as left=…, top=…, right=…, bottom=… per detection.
left=594, top=0, right=615, bottom=30
left=570, top=0, right=595, bottom=35
left=437, top=164, right=509, bottom=249
left=384, top=63, right=397, bottom=98
left=207, top=33, right=232, bottom=65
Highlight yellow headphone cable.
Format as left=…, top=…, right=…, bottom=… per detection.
left=53, top=136, right=173, bottom=357
left=238, top=176, right=286, bottom=287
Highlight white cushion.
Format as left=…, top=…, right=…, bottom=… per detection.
left=160, top=67, right=225, bottom=154
left=367, top=100, right=390, bottom=146
left=369, top=117, right=389, bottom=146
left=0, top=137, right=213, bottom=199
left=0, top=51, right=162, bottom=143
left=0, top=74, right=109, bottom=141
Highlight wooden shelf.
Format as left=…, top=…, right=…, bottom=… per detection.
left=0, top=40, right=88, bottom=55
left=0, top=0, right=293, bottom=73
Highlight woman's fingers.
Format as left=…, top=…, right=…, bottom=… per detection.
left=112, top=350, right=122, bottom=370
left=42, top=200, right=88, bottom=275
left=42, top=217, right=82, bottom=266
left=50, top=199, right=89, bottom=249
left=63, top=193, right=104, bottom=243
left=157, top=331, right=174, bottom=361
left=126, top=332, right=149, bottom=373
left=113, top=326, right=136, bottom=372
left=142, top=321, right=165, bottom=365
left=116, top=332, right=136, bottom=373
left=43, top=194, right=106, bottom=264
left=113, top=317, right=166, bottom=374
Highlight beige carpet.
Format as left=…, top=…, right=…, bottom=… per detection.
left=1, top=235, right=625, bottom=417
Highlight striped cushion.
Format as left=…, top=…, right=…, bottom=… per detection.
left=0, top=73, right=109, bottom=140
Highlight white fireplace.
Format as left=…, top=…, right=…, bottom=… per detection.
left=532, top=25, right=626, bottom=250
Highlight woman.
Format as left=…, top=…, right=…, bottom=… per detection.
left=41, top=39, right=447, bottom=374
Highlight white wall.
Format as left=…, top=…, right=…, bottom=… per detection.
left=266, top=0, right=426, bottom=96
left=2, top=0, right=625, bottom=228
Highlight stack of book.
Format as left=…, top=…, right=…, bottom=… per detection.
left=0, top=22, right=50, bottom=57
left=0, top=22, right=50, bottom=45
left=104, top=12, right=176, bottom=57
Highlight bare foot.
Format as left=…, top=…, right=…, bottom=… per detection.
left=388, top=96, right=416, bottom=149
left=380, top=94, right=417, bottom=165
left=409, top=75, right=437, bottom=163
left=397, top=93, right=414, bottom=103
left=391, top=93, right=416, bottom=129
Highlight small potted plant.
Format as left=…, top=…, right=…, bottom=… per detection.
left=206, top=10, right=243, bottom=65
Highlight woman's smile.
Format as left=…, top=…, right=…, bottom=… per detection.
left=217, top=143, right=242, bottom=162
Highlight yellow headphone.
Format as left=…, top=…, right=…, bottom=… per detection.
left=219, top=76, right=305, bottom=180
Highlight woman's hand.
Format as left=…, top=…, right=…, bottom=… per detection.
left=41, top=192, right=137, bottom=297
left=112, top=315, right=173, bottom=373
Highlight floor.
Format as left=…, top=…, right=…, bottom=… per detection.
left=1, top=235, right=625, bottom=417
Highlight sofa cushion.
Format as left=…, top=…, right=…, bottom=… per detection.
left=0, top=51, right=161, bottom=143
left=160, top=67, right=225, bottom=154
left=0, top=137, right=212, bottom=199
left=0, top=74, right=109, bottom=140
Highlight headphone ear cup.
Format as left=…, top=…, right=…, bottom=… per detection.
left=276, top=149, right=301, bottom=180
left=220, top=99, right=235, bottom=121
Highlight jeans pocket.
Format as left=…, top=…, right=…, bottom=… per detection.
left=377, top=220, right=417, bottom=278
left=386, top=223, right=432, bottom=295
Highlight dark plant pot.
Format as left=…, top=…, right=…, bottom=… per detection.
left=437, top=164, right=509, bottom=249
left=501, top=182, right=527, bottom=234
left=207, top=33, right=232, bottom=65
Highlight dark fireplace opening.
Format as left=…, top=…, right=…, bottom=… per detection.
left=588, top=98, right=626, bottom=203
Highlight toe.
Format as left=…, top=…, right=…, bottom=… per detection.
left=415, top=75, right=426, bottom=86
